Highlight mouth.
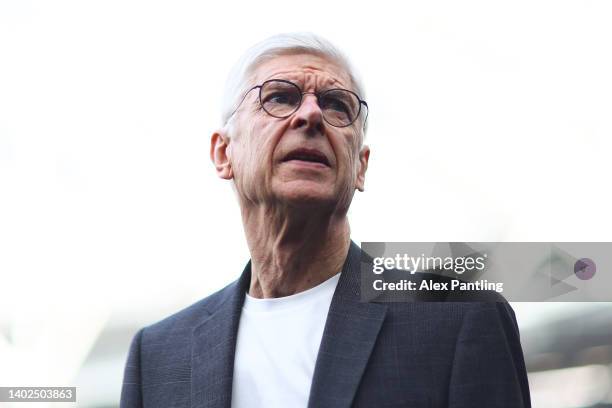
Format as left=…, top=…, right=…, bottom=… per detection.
left=281, top=148, right=331, bottom=167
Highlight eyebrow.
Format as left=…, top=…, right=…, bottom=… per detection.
left=260, top=71, right=349, bottom=90
left=259, top=78, right=360, bottom=100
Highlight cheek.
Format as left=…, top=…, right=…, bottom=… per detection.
left=230, top=128, right=256, bottom=183
left=232, top=119, right=283, bottom=185
left=332, top=134, right=361, bottom=178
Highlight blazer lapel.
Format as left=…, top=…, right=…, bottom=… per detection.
left=191, top=263, right=251, bottom=408
left=308, top=242, right=388, bottom=408
left=189, top=242, right=384, bottom=408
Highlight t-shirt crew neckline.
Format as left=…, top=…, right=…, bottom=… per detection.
left=243, top=272, right=341, bottom=314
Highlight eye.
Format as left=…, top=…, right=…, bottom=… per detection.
left=318, top=89, right=361, bottom=126
left=321, top=95, right=351, bottom=115
left=264, top=91, right=299, bottom=106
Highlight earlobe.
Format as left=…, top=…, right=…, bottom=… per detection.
left=356, top=145, right=370, bottom=192
left=210, top=130, right=233, bottom=180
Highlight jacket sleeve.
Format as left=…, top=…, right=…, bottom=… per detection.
left=448, top=302, right=532, bottom=408
left=120, top=328, right=144, bottom=408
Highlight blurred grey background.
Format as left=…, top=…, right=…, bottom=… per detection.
left=1, top=1, right=611, bottom=407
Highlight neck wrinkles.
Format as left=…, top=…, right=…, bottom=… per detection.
left=240, top=202, right=350, bottom=299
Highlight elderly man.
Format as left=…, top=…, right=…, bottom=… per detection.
left=120, top=33, right=531, bottom=408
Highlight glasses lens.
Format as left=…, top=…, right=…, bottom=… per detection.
left=319, top=89, right=361, bottom=127
left=260, top=80, right=301, bottom=118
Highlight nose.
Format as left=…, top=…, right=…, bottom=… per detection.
left=289, top=93, right=324, bottom=135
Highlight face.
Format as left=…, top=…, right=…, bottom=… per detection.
left=211, top=53, right=370, bottom=213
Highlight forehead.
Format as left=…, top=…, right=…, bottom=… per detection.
left=249, top=52, right=354, bottom=92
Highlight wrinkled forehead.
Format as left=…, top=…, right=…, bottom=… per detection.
left=247, top=52, right=356, bottom=93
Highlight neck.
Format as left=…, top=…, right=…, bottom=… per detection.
left=241, top=203, right=351, bottom=299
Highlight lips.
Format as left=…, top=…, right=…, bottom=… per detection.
left=282, top=148, right=330, bottom=167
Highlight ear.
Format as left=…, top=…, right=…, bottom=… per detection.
left=355, top=145, right=370, bottom=192
left=210, top=130, right=233, bottom=180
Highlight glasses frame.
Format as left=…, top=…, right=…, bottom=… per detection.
left=230, top=79, right=369, bottom=129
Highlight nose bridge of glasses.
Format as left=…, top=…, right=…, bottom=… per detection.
left=297, top=91, right=323, bottom=111
left=302, top=91, right=331, bottom=112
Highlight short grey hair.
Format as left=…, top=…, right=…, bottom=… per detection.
left=221, top=32, right=367, bottom=133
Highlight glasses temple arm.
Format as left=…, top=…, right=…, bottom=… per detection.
left=226, top=86, right=261, bottom=123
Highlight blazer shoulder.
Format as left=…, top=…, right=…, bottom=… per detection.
left=140, top=279, right=240, bottom=344
left=383, top=291, right=519, bottom=332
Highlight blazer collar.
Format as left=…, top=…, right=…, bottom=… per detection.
left=190, top=241, right=387, bottom=408
left=307, top=241, right=388, bottom=408
left=191, top=261, right=250, bottom=408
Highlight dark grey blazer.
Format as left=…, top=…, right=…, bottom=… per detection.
left=120, top=242, right=531, bottom=407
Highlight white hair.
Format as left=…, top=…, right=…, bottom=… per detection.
left=220, top=32, right=367, bottom=134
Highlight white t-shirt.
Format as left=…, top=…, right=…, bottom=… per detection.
left=231, top=273, right=341, bottom=408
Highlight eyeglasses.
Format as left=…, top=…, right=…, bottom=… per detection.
left=231, top=79, right=368, bottom=128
